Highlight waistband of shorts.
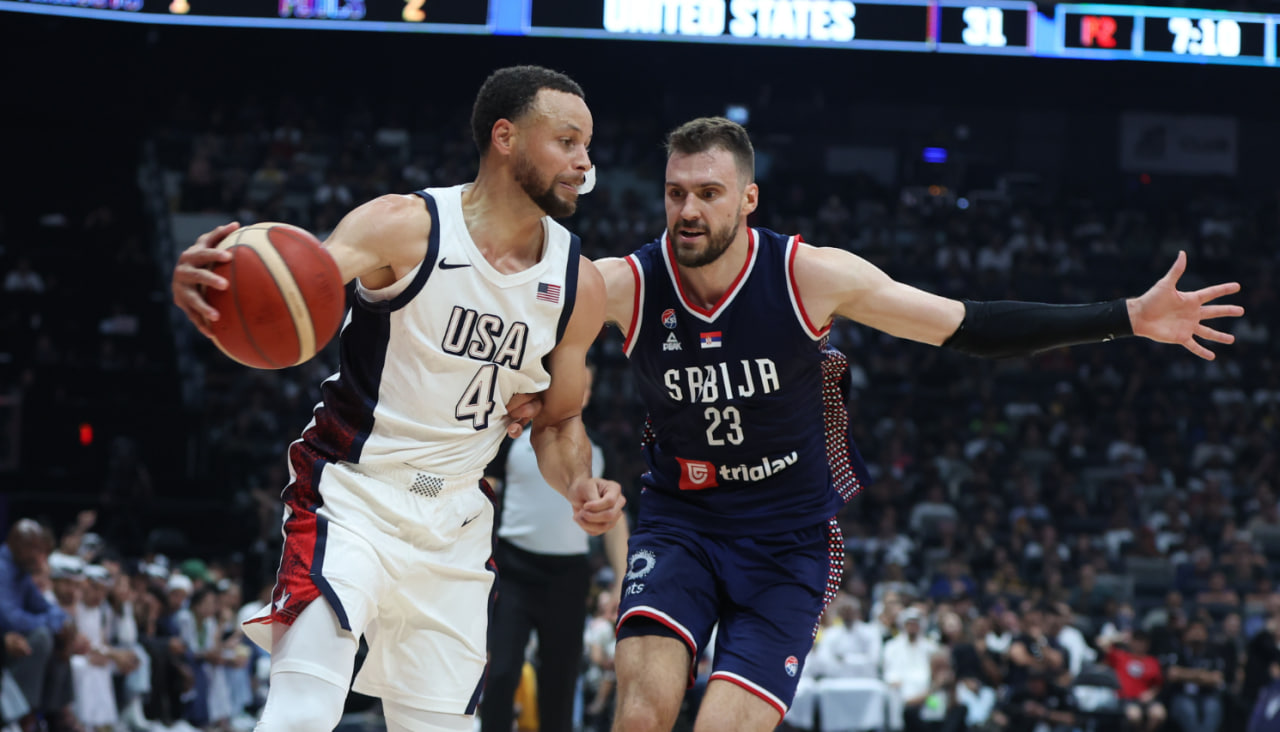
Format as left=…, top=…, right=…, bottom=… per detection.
left=338, top=461, right=486, bottom=497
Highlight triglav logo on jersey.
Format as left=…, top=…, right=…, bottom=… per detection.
left=785, top=655, right=800, bottom=677
left=663, top=333, right=683, bottom=352
left=675, top=457, right=718, bottom=491
left=676, top=451, right=800, bottom=490
left=662, top=308, right=678, bottom=329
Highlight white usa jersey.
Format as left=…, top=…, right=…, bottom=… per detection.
left=299, top=184, right=581, bottom=479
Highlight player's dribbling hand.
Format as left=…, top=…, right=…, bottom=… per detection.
left=504, top=392, right=544, bottom=438
left=171, top=222, right=239, bottom=339
left=569, top=477, right=625, bottom=536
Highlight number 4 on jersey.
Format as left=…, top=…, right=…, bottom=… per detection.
left=457, top=364, right=497, bottom=430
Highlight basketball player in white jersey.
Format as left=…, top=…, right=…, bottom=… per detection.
left=170, top=66, right=626, bottom=732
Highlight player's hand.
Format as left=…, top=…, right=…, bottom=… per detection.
left=172, top=222, right=239, bottom=339
left=1129, top=250, right=1243, bottom=360
left=504, top=392, right=544, bottom=438
left=568, top=477, right=625, bottom=536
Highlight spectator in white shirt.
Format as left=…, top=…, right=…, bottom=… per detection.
left=809, top=594, right=883, bottom=679
left=883, top=609, right=939, bottom=719
left=1049, top=602, right=1095, bottom=677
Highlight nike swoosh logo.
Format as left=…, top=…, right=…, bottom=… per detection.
left=438, top=260, right=471, bottom=270
left=462, top=514, right=481, bottom=527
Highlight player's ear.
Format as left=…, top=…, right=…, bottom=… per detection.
left=491, top=119, right=517, bottom=157
left=742, top=182, right=760, bottom=217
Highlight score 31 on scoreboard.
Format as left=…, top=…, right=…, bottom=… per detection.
left=528, top=0, right=1036, bottom=54
left=2, top=0, right=1278, bottom=67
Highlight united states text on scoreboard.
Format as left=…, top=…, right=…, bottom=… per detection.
left=2, top=0, right=1278, bottom=67
left=529, top=0, right=1036, bottom=55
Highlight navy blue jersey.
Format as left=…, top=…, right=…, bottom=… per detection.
left=623, top=228, right=867, bottom=535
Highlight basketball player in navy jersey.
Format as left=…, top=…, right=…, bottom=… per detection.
left=594, top=117, right=1243, bottom=732
left=170, top=66, right=625, bottom=732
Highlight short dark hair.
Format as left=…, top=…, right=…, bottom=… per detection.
left=665, top=117, right=755, bottom=185
left=471, top=65, right=585, bottom=156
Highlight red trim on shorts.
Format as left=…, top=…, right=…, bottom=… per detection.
left=708, top=671, right=788, bottom=718
left=617, top=607, right=699, bottom=687
left=246, top=440, right=328, bottom=629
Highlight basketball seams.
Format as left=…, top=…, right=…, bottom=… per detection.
left=221, top=246, right=278, bottom=369
left=247, top=229, right=316, bottom=364
left=206, top=223, right=341, bottom=370
left=288, top=233, right=344, bottom=347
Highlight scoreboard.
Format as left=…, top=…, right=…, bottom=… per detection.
left=3, top=0, right=1279, bottom=68
left=1057, top=4, right=1274, bottom=66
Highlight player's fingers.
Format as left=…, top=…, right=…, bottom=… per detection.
left=1200, top=304, right=1244, bottom=320
left=576, top=507, right=616, bottom=526
left=178, top=288, right=221, bottom=323
left=1193, top=282, right=1241, bottom=303
left=1162, top=250, right=1187, bottom=285
left=1183, top=338, right=1216, bottom=361
left=1195, top=325, right=1234, bottom=345
left=177, top=302, right=217, bottom=339
left=505, top=394, right=543, bottom=424
left=574, top=514, right=612, bottom=537
left=506, top=422, right=524, bottom=439
left=180, top=246, right=234, bottom=269
left=579, top=495, right=620, bottom=513
left=174, top=263, right=229, bottom=290
left=194, top=221, right=240, bottom=251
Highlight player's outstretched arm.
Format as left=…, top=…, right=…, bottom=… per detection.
left=594, top=257, right=638, bottom=335
left=794, top=244, right=1242, bottom=360
left=529, top=258, right=625, bottom=536
left=169, top=194, right=431, bottom=339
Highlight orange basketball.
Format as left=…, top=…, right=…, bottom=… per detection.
left=204, top=222, right=346, bottom=370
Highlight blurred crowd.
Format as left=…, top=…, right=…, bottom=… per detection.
left=0, top=511, right=268, bottom=732
left=1, top=85, right=1277, bottom=732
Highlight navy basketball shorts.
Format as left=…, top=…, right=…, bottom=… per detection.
left=616, top=517, right=843, bottom=717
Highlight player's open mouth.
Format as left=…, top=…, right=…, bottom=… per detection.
left=678, top=230, right=706, bottom=242
left=559, top=182, right=578, bottom=193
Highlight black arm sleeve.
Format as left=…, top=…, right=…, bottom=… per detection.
left=942, top=298, right=1134, bottom=358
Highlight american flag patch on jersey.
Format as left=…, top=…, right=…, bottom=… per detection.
left=536, top=282, right=561, bottom=303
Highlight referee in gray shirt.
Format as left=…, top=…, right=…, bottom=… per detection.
left=481, top=367, right=629, bottom=732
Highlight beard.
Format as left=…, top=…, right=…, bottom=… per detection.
left=672, top=218, right=738, bottom=268
left=513, top=150, right=577, bottom=219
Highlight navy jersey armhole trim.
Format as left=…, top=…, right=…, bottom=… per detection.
left=554, top=233, right=582, bottom=345
left=358, top=190, right=441, bottom=313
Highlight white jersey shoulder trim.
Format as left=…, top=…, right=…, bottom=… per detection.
left=785, top=235, right=830, bottom=340
left=623, top=253, right=645, bottom=358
